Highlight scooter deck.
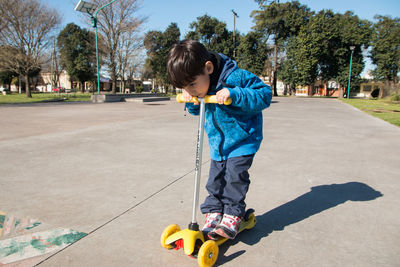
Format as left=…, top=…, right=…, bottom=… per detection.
left=211, top=210, right=257, bottom=246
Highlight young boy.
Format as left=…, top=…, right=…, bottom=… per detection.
left=167, top=40, right=272, bottom=240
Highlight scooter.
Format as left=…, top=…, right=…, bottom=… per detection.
left=160, top=94, right=257, bottom=267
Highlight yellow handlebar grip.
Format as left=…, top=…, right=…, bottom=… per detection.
left=176, top=94, right=232, bottom=105
left=176, top=94, right=195, bottom=103
left=204, top=95, right=232, bottom=105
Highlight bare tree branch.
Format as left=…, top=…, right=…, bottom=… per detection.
left=92, top=0, right=147, bottom=93
left=0, top=0, right=60, bottom=97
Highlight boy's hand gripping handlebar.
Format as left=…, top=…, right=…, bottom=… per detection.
left=176, top=93, right=232, bottom=105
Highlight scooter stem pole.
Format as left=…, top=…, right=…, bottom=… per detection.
left=191, top=98, right=206, bottom=225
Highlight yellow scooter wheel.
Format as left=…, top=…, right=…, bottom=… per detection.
left=198, top=240, right=218, bottom=267
left=160, top=224, right=180, bottom=249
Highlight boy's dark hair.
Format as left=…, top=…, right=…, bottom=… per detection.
left=167, top=39, right=210, bottom=88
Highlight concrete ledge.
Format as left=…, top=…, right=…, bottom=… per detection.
left=91, top=95, right=122, bottom=103
left=91, top=94, right=170, bottom=103
left=143, top=97, right=170, bottom=102
left=125, top=97, right=170, bottom=103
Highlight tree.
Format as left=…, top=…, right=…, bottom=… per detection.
left=370, top=16, right=400, bottom=97
left=116, top=26, right=144, bottom=93
left=58, top=23, right=97, bottom=92
left=91, top=0, right=146, bottom=94
left=144, top=30, right=163, bottom=84
left=236, top=31, right=270, bottom=76
left=334, top=12, right=371, bottom=97
left=290, top=10, right=343, bottom=89
left=287, top=26, right=319, bottom=88
left=49, top=37, right=63, bottom=89
left=0, top=0, right=60, bottom=97
left=279, top=10, right=370, bottom=96
left=144, top=23, right=180, bottom=92
left=251, top=1, right=311, bottom=96
left=277, top=37, right=299, bottom=94
left=186, top=15, right=235, bottom=58
left=0, top=70, right=18, bottom=90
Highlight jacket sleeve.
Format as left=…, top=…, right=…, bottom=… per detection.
left=226, top=70, right=272, bottom=113
left=185, top=103, right=200, bottom=116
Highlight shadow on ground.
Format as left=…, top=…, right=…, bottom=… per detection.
left=216, top=182, right=383, bottom=266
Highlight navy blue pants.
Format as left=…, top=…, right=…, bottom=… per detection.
left=200, top=154, right=254, bottom=217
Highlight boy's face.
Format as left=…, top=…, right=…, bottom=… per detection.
left=183, top=61, right=214, bottom=98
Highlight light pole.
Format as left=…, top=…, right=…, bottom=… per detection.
left=231, top=9, right=239, bottom=59
left=347, top=46, right=355, bottom=99
left=75, top=0, right=118, bottom=95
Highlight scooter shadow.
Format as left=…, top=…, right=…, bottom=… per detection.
left=215, top=181, right=383, bottom=266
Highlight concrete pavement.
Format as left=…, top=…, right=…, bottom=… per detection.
left=0, top=98, right=399, bottom=266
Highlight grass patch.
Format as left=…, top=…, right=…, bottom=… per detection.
left=340, top=98, right=400, bottom=127
left=0, top=92, right=91, bottom=104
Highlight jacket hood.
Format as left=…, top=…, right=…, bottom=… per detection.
left=217, top=53, right=237, bottom=86
left=209, top=53, right=237, bottom=93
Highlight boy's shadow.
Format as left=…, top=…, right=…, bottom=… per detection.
left=216, top=181, right=383, bottom=265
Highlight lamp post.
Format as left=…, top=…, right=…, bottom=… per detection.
left=347, top=46, right=355, bottom=99
left=75, top=0, right=118, bottom=95
left=231, top=9, right=239, bottom=59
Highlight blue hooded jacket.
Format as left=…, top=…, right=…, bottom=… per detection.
left=186, top=53, right=272, bottom=161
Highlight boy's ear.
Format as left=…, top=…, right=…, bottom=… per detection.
left=204, top=61, right=214, bottom=75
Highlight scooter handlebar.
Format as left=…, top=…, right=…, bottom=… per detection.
left=176, top=94, right=232, bottom=105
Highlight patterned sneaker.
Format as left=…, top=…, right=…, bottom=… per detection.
left=201, top=212, right=222, bottom=235
left=214, top=214, right=241, bottom=239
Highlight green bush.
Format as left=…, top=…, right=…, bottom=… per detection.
left=390, top=93, right=400, bottom=102
left=135, top=86, right=143, bottom=93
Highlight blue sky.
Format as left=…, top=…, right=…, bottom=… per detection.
left=43, top=0, right=399, bottom=73
left=46, top=0, right=399, bottom=35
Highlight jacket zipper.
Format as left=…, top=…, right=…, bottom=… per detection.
left=211, top=106, right=224, bottom=160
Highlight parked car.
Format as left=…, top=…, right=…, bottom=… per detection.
left=52, top=87, right=65, bottom=92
